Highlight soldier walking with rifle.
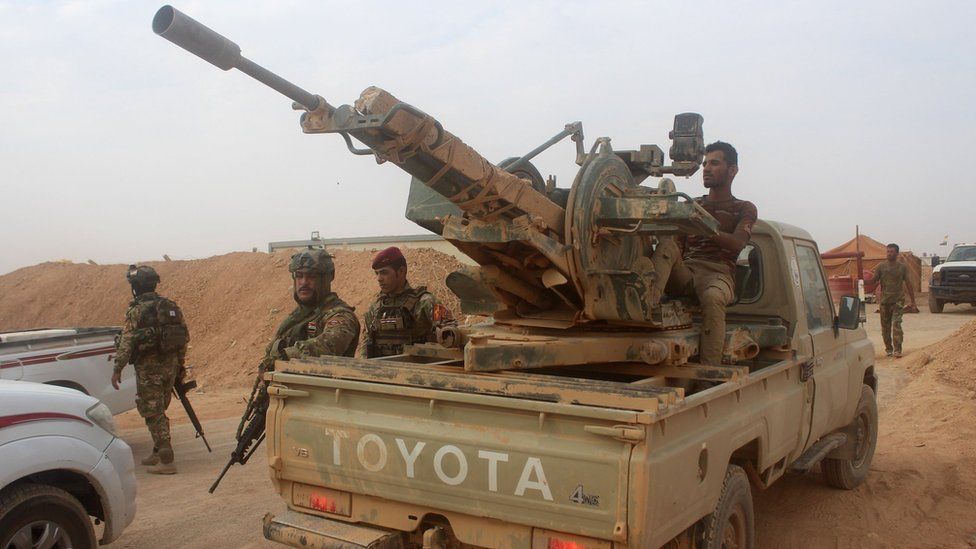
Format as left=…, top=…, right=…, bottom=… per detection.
left=113, top=265, right=193, bottom=475
left=211, top=248, right=359, bottom=492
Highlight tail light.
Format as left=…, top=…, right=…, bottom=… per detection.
left=292, top=483, right=351, bottom=517
left=532, top=529, right=612, bottom=549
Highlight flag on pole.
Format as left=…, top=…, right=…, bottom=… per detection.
left=940, top=234, right=949, bottom=246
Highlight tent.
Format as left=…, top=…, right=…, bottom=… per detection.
left=822, top=234, right=922, bottom=294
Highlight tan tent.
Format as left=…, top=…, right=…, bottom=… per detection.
left=822, top=234, right=922, bottom=293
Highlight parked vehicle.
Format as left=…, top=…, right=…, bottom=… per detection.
left=929, top=244, right=976, bottom=313
left=155, top=10, right=877, bottom=546
left=0, top=380, right=137, bottom=547
left=261, top=221, right=876, bottom=548
left=0, top=327, right=136, bottom=414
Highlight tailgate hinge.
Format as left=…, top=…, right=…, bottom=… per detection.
left=267, top=385, right=310, bottom=399
left=584, top=424, right=645, bottom=443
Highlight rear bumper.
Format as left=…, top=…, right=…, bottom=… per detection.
left=263, top=510, right=402, bottom=549
left=930, top=285, right=976, bottom=301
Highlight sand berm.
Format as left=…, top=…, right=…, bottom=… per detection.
left=0, top=249, right=464, bottom=387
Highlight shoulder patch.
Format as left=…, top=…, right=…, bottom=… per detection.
left=306, top=321, right=318, bottom=337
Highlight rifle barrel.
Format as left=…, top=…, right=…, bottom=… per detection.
left=209, top=458, right=234, bottom=494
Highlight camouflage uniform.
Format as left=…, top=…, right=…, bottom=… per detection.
left=358, top=283, right=453, bottom=358
left=256, top=248, right=360, bottom=374
left=114, top=291, right=188, bottom=457
left=873, top=260, right=909, bottom=354
left=269, top=292, right=360, bottom=363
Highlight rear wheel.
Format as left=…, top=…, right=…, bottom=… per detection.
left=822, top=384, right=878, bottom=489
left=701, top=464, right=754, bottom=549
left=0, top=483, right=96, bottom=549
left=928, top=294, right=944, bottom=313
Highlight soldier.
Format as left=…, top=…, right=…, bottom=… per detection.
left=872, top=243, right=916, bottom=358
left=112, top=265, right=189, bottom=475
left=651, top=141, right=758, bottom=365
left=264, top=248, right=359, bottom=366
left=359, top=247, right=455, bottom=358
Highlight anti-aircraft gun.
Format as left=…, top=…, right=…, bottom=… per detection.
left=153, top=6, right=749, bottom=377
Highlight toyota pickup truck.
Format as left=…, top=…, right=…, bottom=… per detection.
left=149, top=8, right=877, bottom=546
left=260, top=220, right=876, bottom=549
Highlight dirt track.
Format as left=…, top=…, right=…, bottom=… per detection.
left=102, top=305, right=976, bottom=548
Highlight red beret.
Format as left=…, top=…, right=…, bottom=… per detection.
left=372, top=246, right=405, bottom=269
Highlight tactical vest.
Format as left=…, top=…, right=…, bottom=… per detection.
left=369, top=287, right=431, bottom=357
left=132, top=294, right=189, bottom=357
left=267, top=294, right=357, bottom=365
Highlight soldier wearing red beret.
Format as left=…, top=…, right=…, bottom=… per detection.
left=358, top=247, right=455, bottom=358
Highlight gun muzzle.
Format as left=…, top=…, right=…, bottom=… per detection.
left=153, top=5, right=240, bottom=70
left=153, top=5, right=322, bottom=111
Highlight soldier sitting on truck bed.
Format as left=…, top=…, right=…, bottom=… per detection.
left=267, top=249, right=360, bottom=362
left=358, top=247, right=455, bottom=358
left=651, top=141, right=758, bottom=365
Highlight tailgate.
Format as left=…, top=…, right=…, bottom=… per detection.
left=266, top=357, right=670, bottom=541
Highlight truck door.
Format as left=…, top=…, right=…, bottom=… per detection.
left=794, top=243, right=850, bottom=439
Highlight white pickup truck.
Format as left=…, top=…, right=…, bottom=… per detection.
left=0, top=327, right=137, bottom=415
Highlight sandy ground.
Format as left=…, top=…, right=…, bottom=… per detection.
left=100, top=303, right=976, bottom=548
left=108, top=390, right=281, bottom=548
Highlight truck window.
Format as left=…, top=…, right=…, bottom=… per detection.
left=796, top=244, right=833, bottom=331
left=947, top=245, right=976, bottom=262
left=734, top=243, right=762, bottom=303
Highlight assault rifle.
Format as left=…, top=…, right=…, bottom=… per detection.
left=209, top=363, right=271, bottom=493
left=173, top=378, right=212, bottom=453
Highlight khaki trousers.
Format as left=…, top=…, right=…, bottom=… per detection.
left=652, top=237, right=734, bottom=365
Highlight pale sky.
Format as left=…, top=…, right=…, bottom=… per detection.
left=2, top=0, right=974, bottom=275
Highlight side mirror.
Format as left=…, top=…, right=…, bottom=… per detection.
left=836, top=295, right=861, bottom=330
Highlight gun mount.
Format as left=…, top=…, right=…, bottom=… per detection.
left=154, top=5, right=719, bottom=335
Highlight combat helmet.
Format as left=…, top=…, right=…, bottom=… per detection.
left=288, top=248, right=335, bottom=279
left=126, top=264, right=160, bottom=295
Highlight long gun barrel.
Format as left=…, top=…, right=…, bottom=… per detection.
left=152, top=5, right=325, bottom=112
left=153, top=5, right=717, bottom=329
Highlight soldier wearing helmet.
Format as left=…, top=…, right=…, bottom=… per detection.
left=113, top=264, right=189, bottom=475
left=260, top=247, right=359, bottom=370
left=358, top=247, right=455, bottom=358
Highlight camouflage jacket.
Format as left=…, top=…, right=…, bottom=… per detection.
left=872, top=260, right=910, bottom=305
left=114, top=292, right=189, bottom=375
left=265, top=292, right=359, bottom=367
left=358, top=282, right=454, bottom=358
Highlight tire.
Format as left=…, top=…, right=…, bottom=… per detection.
left=701, top=464, right=754, bottom=549
left=928, top=294, right=944, bottom=313
left=0, top=483, right=96, bottom=549
left=821, top=384, right=878, bottom=490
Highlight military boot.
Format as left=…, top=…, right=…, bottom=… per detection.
left=140, top=449, right=160, bottom=466
left=147, top=446, right=177, bottom=475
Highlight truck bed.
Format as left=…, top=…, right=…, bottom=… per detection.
left=264, top=352, right=764, bottom=546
